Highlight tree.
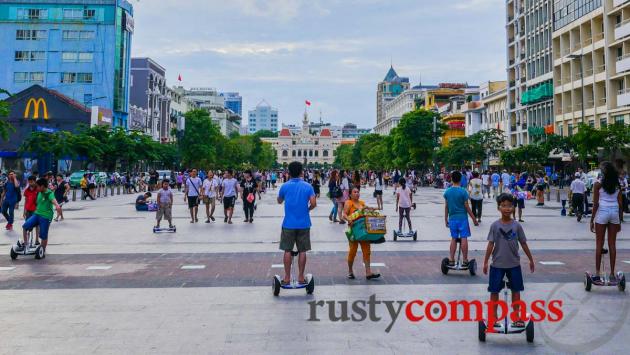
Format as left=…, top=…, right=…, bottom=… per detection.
left=601, top=123, right=630, bottom=160
left=570, top=124, right=605, bottom=164
left=469, top=129, right=505, bottom=165
left=390, top=109, right=445, bottom=169
left=0, top=88, right=15, bottom=141
left=253, top=130, right=278, bottom=138
left=333, top=144, right=353, bottom=169
left=178, top=109, right=226, bottom=169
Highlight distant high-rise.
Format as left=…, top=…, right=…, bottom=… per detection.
left=220, top=92, right=242, bottom=116
left=248, top=100, right=278, bottom=133
left=0, top=0, right=134, bottom=128
left=375, top=65, right=410, bottom=134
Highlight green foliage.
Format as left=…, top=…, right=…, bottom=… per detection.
left=500, top=144, right=548, bottom=171
left=391, top=109, right=445, bottom=169
left=333, top=144, right=353, bottom=169
left=0, top=88, right=15, bottom=141
left=253, top=130, right=278, bottom=138
left=435, top=129, right=505, bottom=169
left=178, top=109, right=225, bottom=169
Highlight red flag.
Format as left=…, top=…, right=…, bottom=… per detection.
left=305, top=100, right=311, bottom=106
left=178, top=74, right=182, bottom=82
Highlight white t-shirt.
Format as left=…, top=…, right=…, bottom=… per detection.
left=203, top=177, right=219, bottom=198
left=186, top=177, right=202, bottom=197
left=570, top=179, right=586, bottom=194
left=374, top=177, right=383, bottom=191
left=398, top=188, right=412, bottom=208
left=341, top=177, right=350, bottom=190
left=222, top=178, right=238, bottom=197
left=469, top=178, right=483, bottom=200
left=481, top=174, right=490, bottom=186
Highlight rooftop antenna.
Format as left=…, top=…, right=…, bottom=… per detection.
left=319, top=109, right=323, bottom=124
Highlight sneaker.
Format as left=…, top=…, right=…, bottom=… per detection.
left=205, top=219, right=211, bottom=223
left=14, top=241, right=24, bottom=252
left=210, top=216, right=215, bottom=222
left=224, top=217, right=228, bottom=223
left=6, top=224, right=12, bottom=231
left=249, top=219, right=253, bottom=223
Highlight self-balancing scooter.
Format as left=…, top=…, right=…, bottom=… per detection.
left=10, top=229, right=44, bottom=260
left=584, top=247, right=626, bottom=292
left=272, top=250, right=314, bottom=296
left=441, top=238, right=476, bottom=276
left=153, top=225, right=176, bottom=233
left=478, top=276, right=534, bottom=342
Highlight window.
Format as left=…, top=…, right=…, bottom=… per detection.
left=61, top=72, right=76, bottom=83
left=14, top=72, right=28, bottom=83
left=16, top=29, right=46, bottom=40
left=600, top=117, right=607, bottom=127
left=63, top=30, right=79, bottom=40
left=84, top=9, right=96, bottom=19
left=315, top=150, right=319, bottom=157
left=14, top=51, right=27, bottom=61
left=29, top=72, right=44, bottom=83
left=80, top=31, right=95, bottom=39
left=17, top=8, right=48, bottom=20
left=323, top=150, right=328, bottom=157
left=78, top=52, right=93, bottom=62
left=282, top=150, right=288, bottom=157
left=63, top=8, right=82, bottom=19
left=292, top=150, right=296, bottom=157
left=62, top=52, right=78, bottom=62
left=16, top=51, right=45, bottom=61
left=614, top=115, right=625, bottom=124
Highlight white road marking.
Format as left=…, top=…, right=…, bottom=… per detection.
left=539, top=261, right=565, bottom=266
left=623, top=260, right=630, bottom=265
left=370, top=263, right=386, bottom=267
left=181, top=265, right=205, bottom=270
left=86, top=266, right=111, bottom=270
left=0, top=266, right=16, bottom=271
left=271, top=264, right=284, bottom=268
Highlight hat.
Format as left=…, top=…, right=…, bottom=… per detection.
left=575, top=172, right=581, bottom=177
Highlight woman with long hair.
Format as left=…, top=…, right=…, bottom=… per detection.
left=590, top=161, right=623, bottom=282
left=328, top=170, right=340, bottom=223
left=374, top=171, right=384, bottom=210
left=339, top=170, right=350, bottom=224
left=352, top=170, right=361, bottom=191
left=343, top=187, right=381, bottom=280
left=396, top=180, right=413, bottom=232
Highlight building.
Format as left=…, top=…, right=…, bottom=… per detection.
left=375, top=65, right=410, bottom=134
left=552, top=0, right=630, bottom=137
left=431, top=85, right=480, bottom=146
left=248, top=100, right=278, bottom=133
left=463, top=81, right=507, bottom=137
left=168, top=87, right=196, bottom=140
left=130, top=57, right=170, bottom=141
left=0, top=85, right=111, bottom=172
left=177, top=87, right=242, bottom=136
left=220, top=92, right=242, bottom=116
left=0, top=0, right=134, bottom=128
left=341, top=123, right=372, bottom=138
left=376, top=85, right=438, bottom=135
left=283, top=122, right=343, bottom=138
left=481, top=84, right=509, bottom=135
left=262, top=111, right=341, bottom=166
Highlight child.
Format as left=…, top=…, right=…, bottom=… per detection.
left=483, top=193, right=535, bottom=328
left=443, top=171, right=479, bottom=266
left=19, top=178, right=62, bottom=253
left=22, top=176, right=39, bottom=244
left=156, top=180, right=174, bottom=229
left=511, top=183, right=526, bottom=222
left=135, top=192, right=152, bottom=211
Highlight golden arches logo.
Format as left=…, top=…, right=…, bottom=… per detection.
left=24, top=98, right=48, bottom=120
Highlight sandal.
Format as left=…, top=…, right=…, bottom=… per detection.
left=462, top=260, right=469, bottom=267
left=298, top=280, right=308, bottom=285
left=448, top=260, right=455, bottom=267
left=366, top=273, right=381, bottom=280
left=347, top=273, right=356, bottom=280
left=280, top=280, right=290, bottom=286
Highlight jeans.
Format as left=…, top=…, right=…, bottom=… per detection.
left=330, top=199, right=338, bottom=219
left=470, top=199, right=483, bottom=220
left=572, top=193, right=584, bottom=216
left=1, top=199, right=16, bottom=224
left=243, top=199, right=255, bottom=220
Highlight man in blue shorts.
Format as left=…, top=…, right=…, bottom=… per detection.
left=444, top=171, right=479, bottom=266
left=277, top=161, right=317, bottom=285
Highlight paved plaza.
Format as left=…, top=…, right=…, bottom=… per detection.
left=0, top=186, right=629, bottom=354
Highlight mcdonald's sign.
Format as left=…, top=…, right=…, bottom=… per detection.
left=23, top=98, right=49, bottom=120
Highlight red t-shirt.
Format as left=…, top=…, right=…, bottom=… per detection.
left=23, top=187, right=38, bottom=212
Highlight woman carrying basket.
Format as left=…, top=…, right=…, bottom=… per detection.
left=343, top=187, right=381, bottom=280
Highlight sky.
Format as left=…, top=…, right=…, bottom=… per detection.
left=130, top=0, right=506, bottom=129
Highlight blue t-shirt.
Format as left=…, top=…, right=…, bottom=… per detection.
left=443, top=186, right=469, bottom=220
left=491, top=173, right=500, bottom=187
left=460, top=174, right=468, bottom=188
left=279, top=178, right=315, bottom=229
left=4, top=181, right=17, bottom=203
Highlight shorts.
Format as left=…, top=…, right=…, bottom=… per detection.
left=23, top=214, right=51, bottom=240
left=488, top=265, right=524, bottom=293
left=513, top=198, right=525, bottom=209
left=279, top=228, right=311, bottom=252
left=204, top=196, right=216, bottom=205
left=595, top=206, right=620, bottom=225
left=24, top=210, right=35, bottom=219
left=156, top=206, right=172, bottom=221
left=374, top=190, right=383, bottom=196
left=187, top=196, right=199, bottom=208
left=223, top=196, right=236, bottom=209
left=448, top=218, right=471, bottom=238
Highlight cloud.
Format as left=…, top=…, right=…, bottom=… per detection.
left=452, top=0, right=503, bottom=10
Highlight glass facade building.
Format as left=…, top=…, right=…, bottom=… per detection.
left=0, top=0, right=134, bottom=128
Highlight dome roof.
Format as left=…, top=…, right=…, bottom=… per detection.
left=320, top=128, right=332, bottom=137
left=279, top=128, right=292, bottom=137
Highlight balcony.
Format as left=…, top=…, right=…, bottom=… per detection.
left=509, top=36, right=515, bottom=43
left=614, top=19, right=630, bottom=41
left=598, top=97, right=607, bottom=107
left=618, top=88, right=630, bottom=106
left=595, top=64, right=606, bottom=74
left=586, top=99, right=595, bottom=109
left=614, top=0, right=629, bottom=8
left=616, top=53, right=630, bottom=73
left=585, top=67, right=594, bottom=76
left=582, top=37, right=593, bottom=47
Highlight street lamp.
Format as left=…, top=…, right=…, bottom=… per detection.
left=567, top=54, right=585, bottom=125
